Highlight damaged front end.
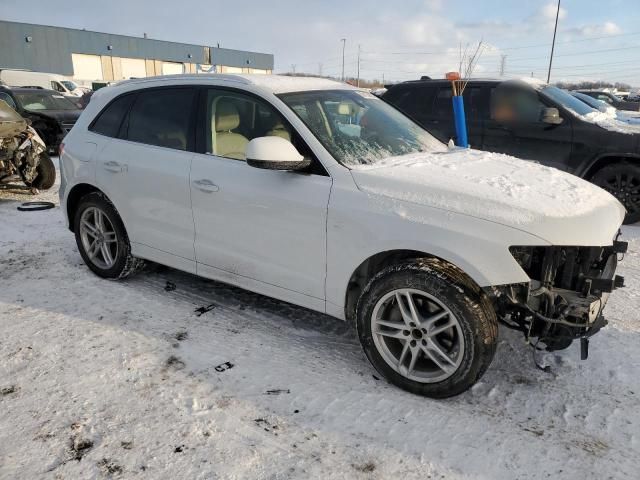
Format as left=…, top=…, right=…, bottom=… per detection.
left=489, top=237, right=627, bottom=358
left=0, top=100, right=48, bottom=188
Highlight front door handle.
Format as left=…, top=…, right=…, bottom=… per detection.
left=103, top=160, right=128, bottom=173
left=192, top=179, right=220, bottom=193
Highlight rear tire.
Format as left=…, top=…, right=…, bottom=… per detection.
left=27, top=154, right=56, bottom=190
left=73, top=192, right=144, bottom=279
left=590, top=162, right=640, bottom=225
left=356, top=259, right=498, bottom=398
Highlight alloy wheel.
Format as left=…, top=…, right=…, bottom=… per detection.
left=600, top=172, right=640, bottom=215
left=79, top=206, right=119, bottom=270
left=371, top=288, right=465, bottom=383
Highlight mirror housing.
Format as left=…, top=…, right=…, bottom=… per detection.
left=542, top=107, right=563, bottom=125
left=245, top=137, right=311, bottom=171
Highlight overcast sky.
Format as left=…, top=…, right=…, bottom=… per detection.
left=2, top=0, right=638, bottom=84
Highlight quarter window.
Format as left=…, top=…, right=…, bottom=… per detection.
left=90, top=94, right=134, bottom=138
left=126, top=88, right=195, bottom=151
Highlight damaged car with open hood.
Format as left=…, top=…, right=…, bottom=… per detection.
left=0, top=99, right=55, bottom=191
left=59, top=75, right=627, bottom=398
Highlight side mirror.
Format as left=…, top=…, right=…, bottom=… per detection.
left=245, top=137, right=311, bottom=171
left=542, top=107, right=563, bottom=125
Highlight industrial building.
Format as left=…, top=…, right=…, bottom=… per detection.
left=0, top=20, right=274, bottom=86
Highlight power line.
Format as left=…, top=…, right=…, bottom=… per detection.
left=358, top=30, right=640, bottom=57
left=506, top=44, right=640, bottom=63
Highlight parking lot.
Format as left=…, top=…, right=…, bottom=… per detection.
left=0, top=162, right=638, bottom=479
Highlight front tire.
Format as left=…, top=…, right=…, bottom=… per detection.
left=590, top=162, right=640, bottom=225
left=73, top=192, right=144, bottom=279
left=356, top=259, right=498, bottom=398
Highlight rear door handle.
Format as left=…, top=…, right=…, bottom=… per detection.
left=192, top=179, right=219, bottom=193
left=103, top=160, right=127, bottom=173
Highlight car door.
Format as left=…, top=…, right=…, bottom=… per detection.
left=190, top=88, right=331, bottom=308
left=482, top=85, right=573, bottom=170
left=94, top=87, right=197, bottom=272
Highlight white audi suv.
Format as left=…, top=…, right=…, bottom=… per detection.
left=59, top=74, right=626, bottom=398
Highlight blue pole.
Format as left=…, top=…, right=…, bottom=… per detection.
left=452, top=95, right=468, bottom=148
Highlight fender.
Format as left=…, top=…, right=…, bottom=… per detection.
left=578, top=152, right=640, bottom=179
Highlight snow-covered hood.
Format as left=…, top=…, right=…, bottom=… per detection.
left=351, top=149, right=625, bottom=245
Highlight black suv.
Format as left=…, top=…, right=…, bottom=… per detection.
left=383, top=79, right=640, bottom=223
left=0, top=86, right=82, bottom=153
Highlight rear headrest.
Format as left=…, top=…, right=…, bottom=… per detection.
left=215, top=100, right=240, bottom=132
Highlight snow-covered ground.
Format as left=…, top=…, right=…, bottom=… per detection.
left=1, top=162, right=639, bottom=479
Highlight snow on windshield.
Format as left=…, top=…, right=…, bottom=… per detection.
left=278, top=90, right=445, bottom=166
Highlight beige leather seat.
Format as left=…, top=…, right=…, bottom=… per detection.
left=214, top=100, right=248, bottom=160
left=266, top=121, right=292, bottom=142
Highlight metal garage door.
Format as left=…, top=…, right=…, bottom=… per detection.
left=121, top=58, right=147, bottom=79
left=161, top=62, right=184, bottom=75
left=71, top=53, right=103, bottom=81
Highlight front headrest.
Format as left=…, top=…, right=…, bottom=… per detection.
left=338, top=102, right=352, bottom=115
left=215, top=100, right=240, bottom=132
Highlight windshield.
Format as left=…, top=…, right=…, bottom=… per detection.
left=61, top=80, right=78, bottom=91
left=541, top=86, right=596, bottom=116
left=571, top=92, right=611, bottom=112
left=278, top=89, right=444, bottom=167
left=15, top=92, right=80, bottom=111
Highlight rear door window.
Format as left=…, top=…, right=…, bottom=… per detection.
left=126, top=88, right=196, bottom=151
left=431, top=88, right=454, bottom=119
left=385, top=86, right=436, bottom=118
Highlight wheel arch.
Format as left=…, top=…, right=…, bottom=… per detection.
left=580, top=153, right=640, bottom=180
left=343, top=249, right=483, bottom=323
left=65, top=183, right=107, bottom=231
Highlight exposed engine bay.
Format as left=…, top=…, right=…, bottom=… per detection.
left=490, top=237, right=627, bottom=358
left=0, top=99, right=53, bottom=191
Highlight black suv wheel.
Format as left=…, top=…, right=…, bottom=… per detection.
left=591, top=162, right=640, bottom=224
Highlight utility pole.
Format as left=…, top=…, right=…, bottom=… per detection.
left=547, top=0, right=561, bottom=83
left=356, top=44, right=361, bottom=87
left=341, top=38, right=346, bottom=82
left=318, top=63, right=323, bottom=76
left=499, top=55, right=507, bottom=77
left=291, top=64, right=296, bottom=75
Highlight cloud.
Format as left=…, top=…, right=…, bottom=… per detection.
left=541, top=2, right=567, bottom=22
left=567, top=21, right=622, bottom=37
left=423, top=0, right=443, bottom=10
